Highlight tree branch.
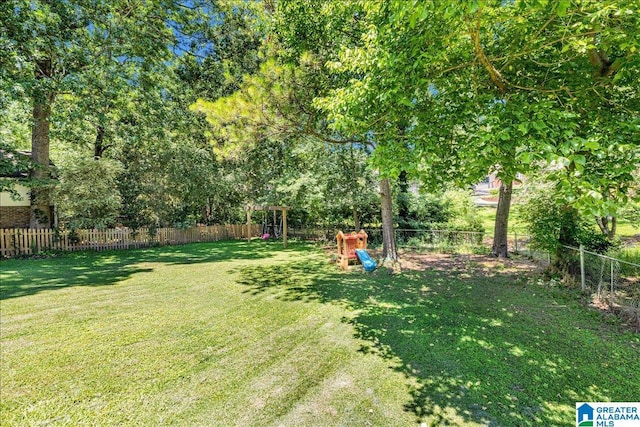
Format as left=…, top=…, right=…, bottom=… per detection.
left=467, top=9, right=507, bottom=93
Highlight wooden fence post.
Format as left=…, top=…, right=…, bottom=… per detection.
left=0, top=224, right=258, bottom=257
left=282, top=209, right=287, bottom=249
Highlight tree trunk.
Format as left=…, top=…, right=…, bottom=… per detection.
left=397, top=170, right=410, bottom=227
left=352, top=206, right=360, bottom=230
left=29, top=59, right=55, bottom=228
left=490, top=181, right=513, bottom=258
left=610, top=216, right=617, bottom=239
left=380, top=177, right=398, bottom=261
left=596, top=216, right=616, bottom=239
left=94, top=125, right=108, bottom=158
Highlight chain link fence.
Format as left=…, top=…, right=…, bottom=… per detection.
left=510, top=233, right=552, bottom=267
left=556, top=245, right=640, bottom=330
left=289, top=227, right=486, bottom=253
left=289, top=226, right=639, bottom=330
left=290, top=226, right=544, bottom=258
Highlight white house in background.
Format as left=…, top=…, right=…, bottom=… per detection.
left=0, top=149, right=56, bottom=229
left=0, top=181, right=31, bottom=228
left=487, top=172, right=525, bottom=189
left=474, top=172, right=525, bottom=194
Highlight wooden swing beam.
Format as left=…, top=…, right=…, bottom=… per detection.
left=245, top=205, right=290, bottom=248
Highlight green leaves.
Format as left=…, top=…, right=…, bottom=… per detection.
left=555, top=0, right=571, bottom=17
left=583, top=139, right=600, bottom=151
left=186, top=0, right=640, bottom=237
left=518, top=151, right=534, bottom=164
left=56, top=155, right=123, bottom=229
left=407, top=3, right=430, bottom=29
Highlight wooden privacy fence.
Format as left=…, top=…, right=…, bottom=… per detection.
left=0, top=224, right=260, bottom=258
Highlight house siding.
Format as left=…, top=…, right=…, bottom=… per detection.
left=0, top=181, right=31, bottom=207
left=1, top=150, right=57, bottom=228
left=0, top=181, right=32, bottom=228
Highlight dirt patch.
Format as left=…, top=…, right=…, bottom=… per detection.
left=396, top=251, right=539, bottom=275
left=591, top=296, right=640, bottom=333
left=326, top=247, right=541, bottom=276
left=621, top=234, right=640, bottom=246
left=481, top=196, right=499, bottom=202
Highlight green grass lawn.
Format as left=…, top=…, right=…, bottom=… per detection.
left=616, top=219, right=640, bottom=240
left=477, top=205, right=640, bottom=240
left=1, top=241, right=639, bottom=426
left=476, top=206, right=528, bottom=236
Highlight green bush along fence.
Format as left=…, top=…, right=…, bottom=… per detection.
left=557, top=245, right=640, bottom=330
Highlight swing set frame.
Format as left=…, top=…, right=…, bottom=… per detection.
left=245, top=205, right=289, bottom=248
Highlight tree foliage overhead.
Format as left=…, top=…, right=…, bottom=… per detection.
left=0, top=0, right=271, bottom=229
left=0, top=0, right=637, bottom=252
left=311, top=0, right=640, bottom=253
left=192, top=0, right=406, bottom=260
left=190, top=0, right=640, bottom=256
left=1, top=0, right=201, bottom=227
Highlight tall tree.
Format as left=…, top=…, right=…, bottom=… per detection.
left=194, top=0, right=404, bottom=261
left=317, top=0, right=640, bottom=256
left=0, top=0, right=210, bottom=227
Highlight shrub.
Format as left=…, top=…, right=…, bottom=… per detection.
left=56, top=155, right=123, bottom=229
left=620, top=201, right=640, bottom=228
left=404, top=192, right=449, bottom=227
left=517, top=184, right=616, bottom=258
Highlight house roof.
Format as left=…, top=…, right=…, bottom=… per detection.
left=0, top=149, right=56, bottom=179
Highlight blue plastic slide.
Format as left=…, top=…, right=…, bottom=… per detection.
left=355, top=249, right=377, bottom=272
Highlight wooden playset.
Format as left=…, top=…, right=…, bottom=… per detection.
left=336, top=229, right=368, bottom=270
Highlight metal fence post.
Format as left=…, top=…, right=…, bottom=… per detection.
left=514, top=232, right=518, bottom=253
left=579, top=244, right=586, bottom=291
left=610, top=259, right=614, bottom=305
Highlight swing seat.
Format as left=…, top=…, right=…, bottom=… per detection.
left=261, top=217, right=282, bottom=239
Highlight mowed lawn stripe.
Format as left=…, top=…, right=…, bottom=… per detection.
left=0, top=242, right=416, bottom=426
left=3, top=241, right=638, bottom=426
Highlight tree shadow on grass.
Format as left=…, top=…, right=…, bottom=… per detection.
left=235, top=256, right=640, bottom=426
left=1, top=240, right=295, bottom=300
